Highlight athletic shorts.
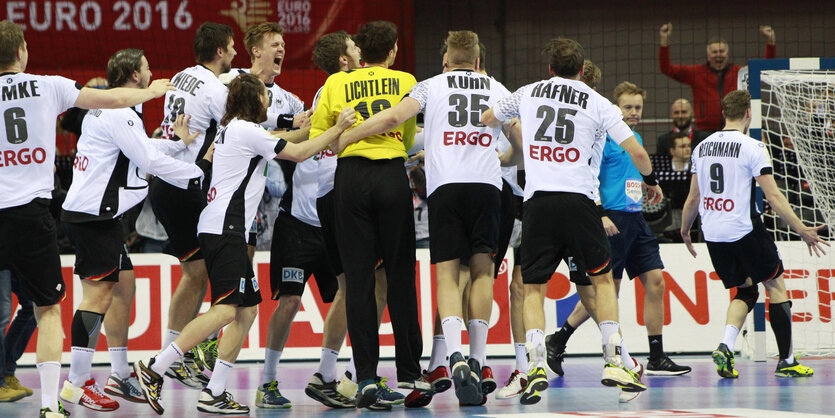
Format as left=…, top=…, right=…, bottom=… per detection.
left=706, top=218, right=784, bottom=289
left=0, top=199, right=66, bottom=306
left=66, top=219, right=133, bottom=282
left=428, top=183, right=501, bottom=264
left=198, top=233, right=261, bottom=307
left=460, top=180, right=514, bottom=276
left=269, top=212, right=338, bottom=303
left=149, top=177, right=204, bottom=262
left=606, top=210, right=664, bottom=280
left=248, top=219, right=257, bottom=247
left=521, top=192, right=612, bottom=285
left=316, top=191, right=343, bottom=276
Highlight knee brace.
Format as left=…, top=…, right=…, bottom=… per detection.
left=71, top=310, right=104, bottom=348
left=734, top=285, right=759, bottom=313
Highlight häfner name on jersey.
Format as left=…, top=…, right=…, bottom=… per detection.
left=530, top=81, right=588, bottom=109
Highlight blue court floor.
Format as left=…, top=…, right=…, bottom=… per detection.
left=2, top=355, right=834, bottom=417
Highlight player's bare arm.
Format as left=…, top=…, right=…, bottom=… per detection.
left=481, top=107, right=502, bottom=128
left=659, top=22, right=672, bottom=47
left=74, top=79, right=174, bottom=109
left=756, top=173, right=828, bottom=256
left=334, top=97, right=421, bottom=153
left=760, top=25, right=776, bottom=45
left=618, top=135, right=664, bottom=204
left=680, top=174, right=701, bottom=257
left=277, top=106, right=356, bottom=162
left=500, top=118, right=524, bottom=168
left=270, top=126, right=311, bottom=144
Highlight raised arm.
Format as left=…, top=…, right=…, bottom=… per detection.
left=658, top=22, right=698, bottom=84
left=760, top=25, right=777, bottom=58
left=757, top=173, right=828, bottom=256
left=74, top=79, right=174, bottom=109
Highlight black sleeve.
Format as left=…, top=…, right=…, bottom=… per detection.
left=760, top=167, right=773, bottom=176
left=60, top=107, right=89, bottom=136
left=276, top=114, right=295, bottom=129
left=273, top=139, right=288, bottom=155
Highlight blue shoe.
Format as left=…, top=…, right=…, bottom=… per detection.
left=255, top=380, right=291, bottom=408
left=375, top=376, right=405, bottom=405
left=355, top=379, right=391, bottom=411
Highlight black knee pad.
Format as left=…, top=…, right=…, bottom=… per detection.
left=734, top=285, right=759, bottom=313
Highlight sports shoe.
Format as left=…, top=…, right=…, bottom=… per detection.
left=60, top=379, right=119, bottom=411
left=481, top=365, right=497, bottom=394
left=396, top=374, right=433, bottom=393
left=336, top=371, right=358, bottom=401
left=5, top=375, right=33, bottom=397
left=619, top=359, right=645, bottom=403
left=183, top=351, right=210, bottom=387
left=355, top=378, right=392, bottom=411
left=424, top=366, right=452, bottom=393
left=601, top=362, right=647, bottom=392
left=255, top=380, right=291, bottom=408
left=39, top=401, right=70, bottom=417
left=450, top=352, right=481, bottom=405
left=520, top=366, right=548, bottom=405
left=305, top=372, right=353, bottom=408
left=192, top=338, right=218, bottom=372
left=104, top=372, right=147, bottom=403
left=375, top=376, right=405, bottom=404
left=775, top=358, right=814, bottom=377
left=495, top=369, right=527, bottom=399
left=0, top=384, right=26, bottom=402
left=197, top=388, right=249, bottom=414
left=134, top=358, right=165, bottom=414
left=646, top=356, right=692, bottom=376
left=164, top=358, right=202, bottom=390
left=712, top=343, right=738, bottom=378
left=404, top=389, right=433, bottom=408
left=545, top=333, right=567, bottom=376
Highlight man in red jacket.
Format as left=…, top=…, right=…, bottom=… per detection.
left=658, top=23, right=776, bottom=132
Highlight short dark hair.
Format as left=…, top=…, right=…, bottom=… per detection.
left=313, top=31, right=350, bottom=75
left=194, top=22, right=234, bottom=64
left=222, top=73, right=266, bottom=126
left=107, top=48, right=144, bottom=88
left=542, top=37, right=584, bottom=78
left=707, top=36, right=729, bottom=48
left=721, top=90, right=751, bottom=120
left=0, top=20, right=25, bottom=68
left=668, top=131, right=690, bottom=152
left=244, top=22, right=284, bottom=61
left=354, top=21, right=397, bottom=64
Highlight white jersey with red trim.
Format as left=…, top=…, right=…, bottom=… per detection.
left=493, top=76, right=630, bottom=201
left=408, top=70, right=509, bottom=196
left=691, top=130, right=772, bottom=242
left=229, top=68, right=305, bottom=130
left=0, top=72, right=81, bottom=209
left=197, top=118, right=287, bottom=237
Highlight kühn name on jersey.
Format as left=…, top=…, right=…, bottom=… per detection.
left=530, top=82, right=588, bottom=109
left=447, top=75, right=490, bottom=90
left=344, top=78, right=400, bottom=102
left=1, top=80, right=40, bottom=102
left=698, top=141, right=741, bottom=159
left=171, top=72, right=204, bottom=97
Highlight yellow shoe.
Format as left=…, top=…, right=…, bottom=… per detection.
left=0, top=384, right=26, bottom=402
left=5, top=376, right=34, bottom=397
left=775, top=359, right=814, bottom=377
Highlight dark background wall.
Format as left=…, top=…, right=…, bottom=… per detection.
left=412, top=0, right=835, bottom=151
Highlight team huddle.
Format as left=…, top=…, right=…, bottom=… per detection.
left=0, top=16, right=829, bottom=418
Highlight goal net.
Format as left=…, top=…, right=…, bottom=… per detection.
left=756, top=69, right=835, bottom=357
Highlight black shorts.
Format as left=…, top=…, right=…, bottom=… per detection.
left=0, top=199, right=66, bottom=306
left=66, top=219, right=133, bottom=282
left=706, top=218, right=784, bottom=289
left=521, top=192, right=612, bottom=285
left=316, top=191, right=343, bottom=276
left=198, top=233, right=262, bottom=307
left=606, top=210, right=664, bottom=280
left=269, top=212, right=338, bottom=303
left=149, top=177, right=204, bottom=262
left=248, top=219, right=257, bottom=247
left=428, top=183, right=501, bottom=264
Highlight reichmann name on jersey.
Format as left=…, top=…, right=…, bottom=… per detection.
left=698, top=141, right=741, bottom=158
left=343, top=77, right=400, bottom=102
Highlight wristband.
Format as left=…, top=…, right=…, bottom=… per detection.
left=596, top=205, right=606, bottom=217
left=642, top=171, right=658, bottom=186
left=172, top=134, right=181, bottom=141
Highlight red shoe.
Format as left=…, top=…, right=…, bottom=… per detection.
left=425, top=366, right=451, bottom=393
left=481, top=366, right=497, bottom=394
left=404, top=389, right=432, bottom=408
left=60, top=379, right=120, bottom=411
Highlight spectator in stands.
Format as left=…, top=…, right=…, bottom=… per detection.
left=655, top=98, right=710, bottom=155
left=659, top=23, right=776, bottom=132
left=651, top=132, right=693, bottom=242
left=0, top=270, right=37, bottom=400
left=409, top=162, right=429, bottom=249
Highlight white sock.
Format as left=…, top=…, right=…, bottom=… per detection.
left=346, top=356, right=357, bottom=381
left=109, top=347, right=130, bottom=379
left=525, top=329, right=545, bottom=368
left=37, top=361, right=61, bottom=411
left=428, top=335, right=447, bottom=371
left=207, top=359, right=233, bottom=397
left=261, top=348, right=282, bottom=385
left=620, top=339, right=634, bottom=369
left=785, top=352, right=795, bottom=363
left=468, top=319, right=489, bottom=365
left=598, top=321, right=619, bottom=346
left=723, top=325, right=740, bottom=352
left=68, top=347, right=94, bottom=386
left=151, top=342, right=183, bottom=375
left=514, top=342, right=528, bottom=372
left=441, top=316, right=464, bottom=358
left=163, top=329, right=180, bottom=349
left=525, top=329, right=545, bottom=347
left=318, top=348, right=339, bottom=383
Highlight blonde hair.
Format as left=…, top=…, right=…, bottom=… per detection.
left=581, top=60, right=601, bottom=89
left=445, top=30, right=479, bottom=67
left=613, top=81, right=646, bottom=104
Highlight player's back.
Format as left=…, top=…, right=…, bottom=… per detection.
left=415, top=70, right=509, bottom=195
left=311, top=66, right=417, bottom=160
left=692, top=130, right=772, bottom=242
left=0, top=72, right=80, bottom=209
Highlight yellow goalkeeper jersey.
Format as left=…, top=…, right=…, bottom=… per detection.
left=310, top=66, right=417, bottom=160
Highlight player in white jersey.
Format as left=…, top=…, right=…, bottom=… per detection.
left=146, top=22, right=236, bottom=390
left=0, top=20, right=174, bottom=418
left=483, top=37, right=659, bottom=404
left=338, top=31, right=517, bottom=407
left=681, top=90, right=828, bottom=379
left=57, top=49, right=209, bottom=412
left=133, top=73, right=357, bottom=415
